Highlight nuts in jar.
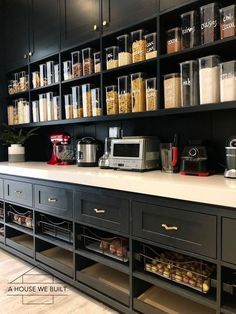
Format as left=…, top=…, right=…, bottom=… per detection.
left=32, top=71, right=40, bottom=89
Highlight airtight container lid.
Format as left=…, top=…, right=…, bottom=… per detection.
left=163, top=73, right=180, bottom=80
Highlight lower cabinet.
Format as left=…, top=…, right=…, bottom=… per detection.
left=5, top=226, right=34, bottom=257
left=222, top=217, right=236, bottom=265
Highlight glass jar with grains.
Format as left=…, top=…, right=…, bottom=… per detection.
left=145, top=77, right=158, bottom=111
left=144, top=33, right=158, bottom=59
left=71, top=51, right=82, bottom=78
left=91, top=88, right=102, bottom=116
left=118, top=75, right=131, bottom=114
left=72, top=86, right=83, bottom=118
left=105, top=85, right=119, bottom=115
left=117, top=34, right=132, bottom=66
left=163, top=73, right=181, bottom=109
left=105, top=46, right=118, bottom=70
left=131, top=29, right=147, bottom=63
left=82, top=48, right=94, bottom=76
left=64, top=94, right=73, bottom=119
left=131, top=72, right=146, bottom=112
left=82, top=83, right=94, bottom=117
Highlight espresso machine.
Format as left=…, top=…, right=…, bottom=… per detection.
left=48, top=132, right=75, bottom=165
left=224, top=136, right=236, bottom=179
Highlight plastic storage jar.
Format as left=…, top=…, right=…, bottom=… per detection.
left=32, top=71, right=40, bottom=89
left=105, top=46, right=118, bottom=70
left=144, top=33, right=158, bottom=59
left=181, top=10, right=199, bottom=49
left=198, top=55, right=220, bottom=104
left=39, top=63, right=47, bottom=87
left=180, top=60, right=199, bottom=107
left=46, top=92, right=54, bottom=121
left=220, top=60, right=236, bottom=102
left=166, top=27, right=181, bottom=54
left=39, top=93, right=47, bottom=121
left=32, top=100, right=39, bottom=123
left=63, top=61, right=72, bottom=81
left=145, top=78, right=158, bottom=111
left=131, top=29, right=146, bottom=63
left=94, top=52, right=101, bottom=73
left=163, top=73, right=181, bottom=108
left=131, top=72, right=146, bottom=112
left=23, top=101, right=30, bottom=123
left=117, top=34, right=132, bottom=66
left=72, top=86, right=83, bottom=118
left=91, top=88, right=102, bottom=116
left=8, top=80, right=14, bottom=95
left=7, top=104, right=14, bottom=125
left=19, top=71, right=28, bottom=92
left=64, top=94, right=73, bottom=119
left=82, top=84, right=94, bottom=117
left=220, top=5, right=236, bottom=39
left=200, top=3, right=220, bottom=44
left=82, top=48, right=94, bottom=76
left=105, top=85, right=119, bottom=115
left=13, top=100, right=18, bottom=125
left=17, top=98, right=25, bottom=124
left=118, top=75, right=131, bottom=114
left=71, top=51, right=82, bottom=78
left=53, top=96, right=61, bottom=120
left=46, top=61, right=55, bottom=85
left=54, top=64, right=60, bottom=83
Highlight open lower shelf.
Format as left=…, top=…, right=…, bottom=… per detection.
left=6, top=233, right=33, bottom=257
left=134, top=286, right=216, bottom=314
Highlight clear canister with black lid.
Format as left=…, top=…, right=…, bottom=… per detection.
left=220, top=5, right=236, bottom=39
left=131, top=72, right=146, bottom=112
left=32, top=100, right=39, bottom=123
left=91, top=88, right=102, bottom=116
left=46, top=61, right=55, bottom=85
left=72, top=86, right=83, bottom=118
left=64, top=94, right=73, bottom=119
left=105, top=46, right=118, bottom=70
left=220, top=60, right=236, bottom=102
left=71, top=51, right=82, bottom=78
left=82, top=83, right=94, bottom=117
left=181, top=10, right=199, bottom=49
left=118, top=75, right=131, bottom=114
left=144, top=33, right=158, bottom=59
left=46, top=92, right=54, bottom=121
left=94, top=52, right=101, bottom=73
left=105, top=85, right=119, bottom=115
left=145, top=78, right=158, bottom=111
left=39, top=63, right=47, bottom=87
left=131, top=29, right=147, bottom=63
left=53, top=96, right=61, bottom=120
left=166, top=27, right=181, bottom=54
left=180, top=60, right=199, bottom=107
left=63, top=61, right=72, bottom=81
left=117, top=34, right=132, bottom=66
left=39, top=93, right=47, bottom=122
left=200, top=2, right=220, bottom=44
left=163, top=73, right=181, bottom=108
left=82, top=48, right=94, bottom=76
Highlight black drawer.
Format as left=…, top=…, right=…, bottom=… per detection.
left=34, top=185, right=73, bottom=219
left=74, top=191, right=129, bottom=234
left=132, top=201, right=217, bottom=259
left=0, top=179, right=3, bottom=199
left=222, top=218, right=236, bottom=265
left=4, top=179, right=33, bottom=207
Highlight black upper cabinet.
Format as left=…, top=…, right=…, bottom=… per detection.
left=60, top=0, right=100, bottom=50
left=29, top=0, right=60, bottom=62
left=160, top=0, right=189, bottom=12
left=5, top=0, right=29, bottom=71
left=102, top=0, right=158, bottom=35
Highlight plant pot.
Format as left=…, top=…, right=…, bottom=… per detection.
left=8, top=144, right=25, bottom=162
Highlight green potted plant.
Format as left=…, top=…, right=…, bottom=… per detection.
left=0, top=124, right=39, bottom=162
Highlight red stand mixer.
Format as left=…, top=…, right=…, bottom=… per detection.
left=48, top=133, right=75, bottom=165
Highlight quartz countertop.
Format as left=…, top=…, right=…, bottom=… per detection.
left=0, top=162, right=235, bottom=208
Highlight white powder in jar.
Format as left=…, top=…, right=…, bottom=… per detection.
left=199, top=66, right=220, bottom=104
left=220, top=75, right=236, bottom=102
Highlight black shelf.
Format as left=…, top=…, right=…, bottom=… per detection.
left=61, top=73, right=100, bottom=86
left=5, top=222, right=33, bottom=235
left=35, top=233, right=73, bottom=252
left=133, top=270, right=217, bottom=310
left=30, top=82, right=59, bottom=93
left=7, top=90, right=29, bottom=98
left=221, top=306, right=236, bottom=314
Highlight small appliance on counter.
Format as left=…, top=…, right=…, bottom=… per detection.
left=77, top=137, right=101, bottom=167
left=48, top=132, right=75, bottom=165
left=109, top=136, right=160, bottom=172
left=180, top=141, right=210, bottom=176
left=224, top=136, right=236, bottom=179
left=160, top=134, right=179, bottom=173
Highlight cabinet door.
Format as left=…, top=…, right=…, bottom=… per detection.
left=160, top=0, right=189, bottom=12
left=60, top=0, right=100, bottom=50
left=5, top=0, right=29, bottom=71
left=102, top=0, right=157, bottom=35
left=29, top=0, right=60, bottom=62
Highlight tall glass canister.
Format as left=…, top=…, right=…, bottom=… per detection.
left=181, top=10, right=199, bottom=49
left=39, top=93, right=47, bottom=121
left=200, top=3, right=220, bottom=44
left=220, top=60, right=236, bottom=102
left=46, top=92, right=54, bottom=121
left=180, top=60, right=199, bottom=107
left=72, top=86, right=83, bottom=118
left=117, top=34, right=132, bottom=66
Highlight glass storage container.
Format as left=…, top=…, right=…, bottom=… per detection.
left=32, top=100, right=39, bottom=123
left=131, top=72, right=146, bottom=112
left=181, top=10, right=199, bottom=49
left=32, top=71, right=40, bottom=89
left=200, top=3, right=220, bottom=44
left=105, top=85, right=119, bottom=115
left=8, top=80, right=14, bottom=95
left=12, top=80, right=19, bottom=94
left=46, top=92, right=54, bottom=121
left=19, top=71, right=28, bottom=92
left=118, top=75, right=131, bottom=114
left=63, top=61, right=72, bottom=81
left=94, top=52, right=101, bottom=73
left=163, top=73, right=181, bottom=108
left=71, top=51, right=82, bottom=78
left=144, top=32, right=158, bottom=59
left=180, top=60, right=199, bottom=107
left=82, top=48, right=94, bottom=76
left=82, top=84, right=93, bottom=117
left=117, top=34, right=132, bottom=66
left=131, top=29, right=146, bottom=63
left=220, top=60, right=236, bottom=102
left=39, top=63, right=47, bottom=87
left=198, top=55, right=220, bottom=104
left=54, top=64, right=59, bottom=83
left=64, top=94, right=73, bottom=119
left=166, top=27, right=181, bottom=54
left=72, top=86, right=83, bottom=118
left=17, top=98, right=25, bottom=124
left=220, top=5, right=236, bottom=39
left=145, top=78, right=158, bottom=111
left=23, top=101, right=30, bottom=123
left=105, top=46, right=118, bottom=70
left=53, top=96, right=61, bottom=120
left=13, top=100, right=18, bottom=125
left=91, top=88, right=102, bottom=116
left=7, top=104, right=14, bottom=125
left=39, top=93, right=47, bottom=122
left=46, top=61, right=55, bottom=85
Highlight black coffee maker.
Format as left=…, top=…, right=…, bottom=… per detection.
left=180, top=140, right=211, bottom=176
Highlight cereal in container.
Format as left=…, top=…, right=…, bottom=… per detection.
left=91, top=88, right=102, bottom=116
left=131, top=72, right=146, bottom=112
left=53, top=96, right=61, bottom=120
left=19, top=71, right=28, bottom=92
left=82, top=84, right=94, bottom=117
left=105, top=46, right=118, bottom=70
left=144, top=33, right=158, bottom=59
left=82, top=48, right=94, bottom=76
left=72, top=86, right=83, bottom=118
left=105, top=85, right=119, bottom=115
left=117, top=34, right=132, bottom=66
left=71, top=51, right=82, bottom=78
left=131, top=29, right=147, bottom=63
left=118, top=75, right=131, bottom=114
left=145, top=77, right=158, bottom=111
left=63, top=61, right=72, bottom=81
left=94, top=52, right=101, bottom=73
left=13, top=100, right=18, bottom=125
left=163, top=73, right=181, bottom=108
left=64, top=94, right=73, bottom=119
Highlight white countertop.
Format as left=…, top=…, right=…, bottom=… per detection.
left=0, top=162, right=235, bottom=208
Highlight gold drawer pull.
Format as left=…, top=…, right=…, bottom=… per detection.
left=48, top=197, right=58, bottom=203
left=14, top=190, right=23, bottom=195
left=94, top=208, right=105, bottom=214
left=161, top=223, right=178, bottom=231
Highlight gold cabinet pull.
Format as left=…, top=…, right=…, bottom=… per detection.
left=14, top=190, right=23, bottom=195
left=161, top=223, right=178, bottom=231
left=102, top=20, right=109, bottom=26
left=48, top=197, right=58, bottom=203
left=93, top=24, right=98, bottom=31
left=94, top=208, right=105, bottom=214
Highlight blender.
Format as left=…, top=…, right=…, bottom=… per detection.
left=48, top=133, right=75, bottom=165
left=224, top=136, right=236, bottom=179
